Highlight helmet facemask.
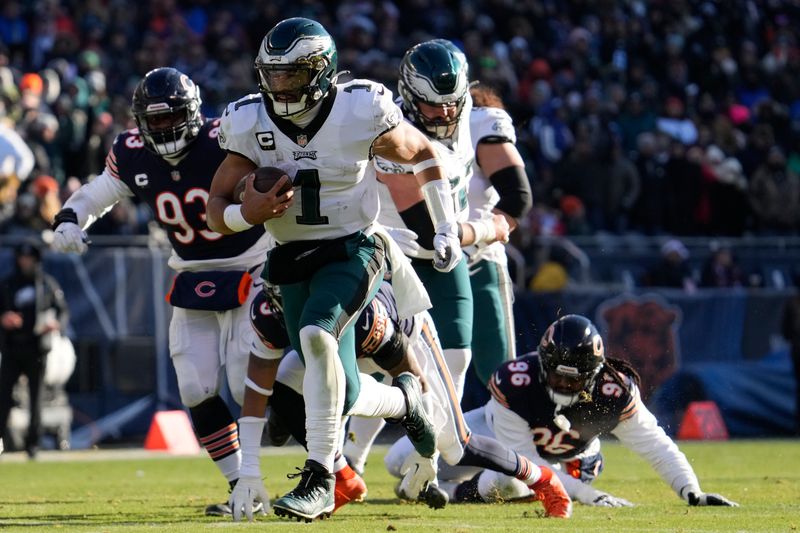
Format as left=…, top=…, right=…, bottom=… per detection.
left=134, top=102, right=200, bottom=157
left=412, top=98, right=464, bottom=139
left=131, top=69, right=202, bottom=159
left=255, top=57, right=330, bottom=118
left=538, top=356, right=602, bottom=407
left=537, top=315, right=605, bottom=407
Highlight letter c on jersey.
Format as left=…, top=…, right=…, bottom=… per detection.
left=195, top=281, right=217, bottom=298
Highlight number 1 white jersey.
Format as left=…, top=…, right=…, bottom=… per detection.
left=218, top=80, right=403, bottom=243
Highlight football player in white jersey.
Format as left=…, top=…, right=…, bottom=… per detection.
left=374, top=40, right=510, bottom=404
left=50, top=68, right=271, bottom=517
left=461, top=84, right=532, bottom=410
left=206, top=18, right=462, bottom=522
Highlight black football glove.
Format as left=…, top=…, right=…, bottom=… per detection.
left=687, top=491, right=739, bottom=507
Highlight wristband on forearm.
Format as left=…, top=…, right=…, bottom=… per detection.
left=223, top=204, right=254, bottom=232
left=238, top=416, right=266, bottom=477
left=412, top=158, right=441, bottom=175
left=53, top=208, right=79, bottom=230
left=465, top=218, right=495, bottom=245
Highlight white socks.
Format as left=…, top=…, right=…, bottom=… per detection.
left=300, top=326, right=345, bottom=472
left=347, top=372, right=406, bottom=419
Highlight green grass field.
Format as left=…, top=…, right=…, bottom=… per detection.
left=0, top=440, right=798, bottom=532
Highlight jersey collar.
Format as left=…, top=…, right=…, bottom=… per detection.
left=268, top=86, right=338, bottom=148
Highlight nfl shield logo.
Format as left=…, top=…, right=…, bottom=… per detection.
left=296, top=134, right=308, bottom=147
left=171, top=170, right=181, bottom=182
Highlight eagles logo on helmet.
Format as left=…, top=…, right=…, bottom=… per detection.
left=254, top=17, right=338, bottom=118
left=398, top=39, right=469, bottom=139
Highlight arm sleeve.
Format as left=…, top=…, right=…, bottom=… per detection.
left=63, top=170, right=134, bottom=230
left=489, top=165, right=532, bottom=219
left=611, top=390, right=701, bottom=500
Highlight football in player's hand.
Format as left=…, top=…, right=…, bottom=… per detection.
left=233, top=166, right=293, bottom=203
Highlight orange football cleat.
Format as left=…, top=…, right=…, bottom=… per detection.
left=529, top=465, right=572, bottom=518
left=334, top=464, right=368, bottom=512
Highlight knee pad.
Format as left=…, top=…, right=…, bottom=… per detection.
left=178, top=384, right=215, bottom=408
left=299, top=325, right=333, bottom=360
left=173, top=360, right=218, bottom=407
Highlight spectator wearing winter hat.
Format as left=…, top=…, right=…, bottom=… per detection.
left=31, top=175, right=61, bottom=225
left=643, top=239, right=697, bottom=293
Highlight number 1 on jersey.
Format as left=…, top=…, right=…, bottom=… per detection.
left=293, top=169, right=329, bottom=225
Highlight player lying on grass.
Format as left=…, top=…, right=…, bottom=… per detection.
left=230, top=280, right=572, bottom=521
left=389, top=314, right=738, bottom=508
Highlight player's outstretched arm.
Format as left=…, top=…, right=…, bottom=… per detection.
left=612, top=393, right=738, bottom=507
left=52, top=171, right=133, bottom=254
left=372, top=121, right=461, bottom=272
left=230, top=354, right=282, bottom=521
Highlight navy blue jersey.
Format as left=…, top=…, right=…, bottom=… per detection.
left=108, top=119, right=264, bottom=261
left=250, top=287, right=290, bottom=351
left=355, top=282, right=416, bottom=358
left=488, top=354, right=638, bottom=461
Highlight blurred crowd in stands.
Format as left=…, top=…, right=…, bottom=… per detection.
left=2, top=1, right=800, bottom=266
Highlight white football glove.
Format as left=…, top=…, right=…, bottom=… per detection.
left=386, top=227, right=421, bottom=257
left=53, top=222, right=89, bottom=254
left=229, top=476, right=270, bottom=521
left=432, top=221, right=462, bottom=272
left=591, top=492, right=635, bottom=508
left=398, top=450, right=439, bottom=499
left=686, top=491, right=739, bottom=507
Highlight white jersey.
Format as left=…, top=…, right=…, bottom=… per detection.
left=219, top=80, right=402, bottom=243
left=375, top=95, right=474, bottom=259
left=465, top=106, right=518, bottom=265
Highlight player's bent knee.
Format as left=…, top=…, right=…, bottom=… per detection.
left=299, top=325, right=335, bottom=359
left=178, top=383, right=217, bottom=408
